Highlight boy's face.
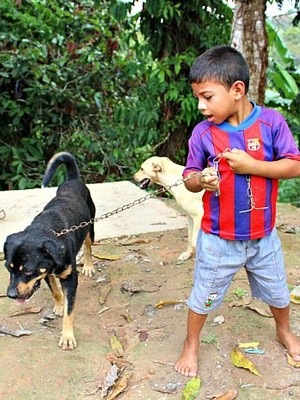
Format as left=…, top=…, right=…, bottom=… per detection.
left=192, top=80, right=242, bottom=125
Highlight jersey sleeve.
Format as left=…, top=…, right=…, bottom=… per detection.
left=183, top=124, right=207, bottom=177
left=272, top=113, right=300, bottom=161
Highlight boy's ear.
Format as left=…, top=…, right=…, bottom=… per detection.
left=231, top=81, right=245, bottom=99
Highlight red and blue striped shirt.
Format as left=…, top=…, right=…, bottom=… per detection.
left=183, top=103, right=300, bottom=240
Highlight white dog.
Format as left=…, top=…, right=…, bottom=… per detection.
left=133, top=156, right=204, bottom=261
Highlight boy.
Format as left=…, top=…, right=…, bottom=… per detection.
left=175, top=45, right=300, bottom=377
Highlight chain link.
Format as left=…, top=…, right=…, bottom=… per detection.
left=239, top=174, right=268, bottom=214
left=53, top=171, right=206, bottom=237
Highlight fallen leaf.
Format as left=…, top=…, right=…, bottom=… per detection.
left=138, top=330, right=149, bottom=342
left=180, top=377, right=201, bottom=400
left=110, top=335, right=124, bottom=357
left=120, top=238, right=151, bottom=245
left=121, top=280, right=160, bottom=295
left=213, top=388, right=239, bottom=399
left=230, top=346, right=261, bottom=376
left=92, top=253, right=121, bottom=261
left=99, top=284, right=112, bottom=304
left=100, top=364, right=119, bottom=398
left=9, top=306, right=42, bottom=317
left=154, top=300, right=185, bottom=309
left=238, top=342, right=260, bottom=349
left=290, top=286, right=300, bottom=304
left=287, top=353, right=300, bottom=368
left=107, top=371, right=132, bottom=400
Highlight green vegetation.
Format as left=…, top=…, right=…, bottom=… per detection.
left=0, top=0, right=299, bottom=206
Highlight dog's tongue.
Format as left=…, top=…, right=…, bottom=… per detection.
left=17, top=299, right=26, bottom=304
left=139, top=178, right=150, bottom=190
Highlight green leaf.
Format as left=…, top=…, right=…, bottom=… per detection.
left=180, top=377, right=201, bottom=400
left=273, top=62, right=298, bottom=99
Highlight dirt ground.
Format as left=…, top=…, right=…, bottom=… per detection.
left=0, top=202, right=300, bottom=400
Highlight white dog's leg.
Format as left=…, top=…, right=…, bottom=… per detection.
left=177, top=216, right=194, bottom=261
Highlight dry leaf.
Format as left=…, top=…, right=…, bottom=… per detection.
left=92, top=253, right=121, bottom=261
left=121, top=280, right=160, bottom=295
left=9, top=306, right=42, bottom=317
left=99, top=284, right=112, bottom=304
left=230, top=346, right=261, bottom=376
left=107, top=371, right=132, bottom=400
left=110, top=335, right=124, bottom=357
left=214, top=389, right=238, bottom=399
left=154, top=300, right=184, bottom=309
left=238, top=342, right=259, bottom=349
left=287, top=353, right=300, bottom=368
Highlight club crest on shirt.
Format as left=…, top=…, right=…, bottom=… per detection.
left=247, top=138, right=261, bottom=151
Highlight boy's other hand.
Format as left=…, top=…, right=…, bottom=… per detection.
left=221, top=148, right=255, bottom=174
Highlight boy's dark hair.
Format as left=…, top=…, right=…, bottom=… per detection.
left=189, top=45, right=250, bottom=93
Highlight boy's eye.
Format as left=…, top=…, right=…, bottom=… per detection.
left=204, top=96, right=212, bottom=100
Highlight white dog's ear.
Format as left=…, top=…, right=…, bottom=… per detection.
left=152, top=163, right=162, bottom=172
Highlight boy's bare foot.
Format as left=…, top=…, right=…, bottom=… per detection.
left=175, top=339, right=199, bottom=377
left=277, top=330, right=300, bottom=362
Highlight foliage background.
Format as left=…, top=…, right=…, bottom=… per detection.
left=0, top=0, right=299, bottom=205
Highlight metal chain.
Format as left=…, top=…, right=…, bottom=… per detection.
left=53, top=171, right=206, bottom=237
left=239, top=175, right=268, bottom=214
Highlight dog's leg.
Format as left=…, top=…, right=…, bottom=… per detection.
left=45, top=274, right=64, bottom=317
left=81, top=232, right=95, bottom=278
left=58, top=267, right=78, bottom=350
left=178, top=216, right=194, bottom=261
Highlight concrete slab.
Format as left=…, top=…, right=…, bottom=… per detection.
left=0, top=181, right=187, bottom=250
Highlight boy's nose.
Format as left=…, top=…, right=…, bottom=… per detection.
left=198, top=100, right=207, bottom=111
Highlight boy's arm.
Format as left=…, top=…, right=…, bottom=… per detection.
left=222, top=149, right=300, bottom=179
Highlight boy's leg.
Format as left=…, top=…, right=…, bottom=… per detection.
left=270, top=304, right=300, bottom=362
left=175, top=308, right=207, bottom=377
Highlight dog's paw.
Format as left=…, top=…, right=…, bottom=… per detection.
left=177, top=251, right=193, bottom=262
left=53, top=304, right=64, bottom=317
left=81, top=265, right=95, bottom=278
left=58, top=333, right=77, bottom=350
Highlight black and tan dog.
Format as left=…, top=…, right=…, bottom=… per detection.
left=3, top=152, right=96, bottom=350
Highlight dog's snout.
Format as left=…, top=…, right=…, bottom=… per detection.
left=7, top=286, right=18, bottom=299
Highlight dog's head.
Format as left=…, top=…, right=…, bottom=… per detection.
left=133, top=156, right=168, bottom=189
left=4, top=232, right=65, bottom=302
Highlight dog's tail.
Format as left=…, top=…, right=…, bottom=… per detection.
left=42, top=152, right=81, bottom=188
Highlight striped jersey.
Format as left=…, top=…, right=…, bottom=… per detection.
left=183, top=103, right=300, bottom=240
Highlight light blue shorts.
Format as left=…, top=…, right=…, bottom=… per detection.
left=187, top=228, right=290, bottom=314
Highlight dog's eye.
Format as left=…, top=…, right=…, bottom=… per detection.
left=24, top=271, right=33, bottom=276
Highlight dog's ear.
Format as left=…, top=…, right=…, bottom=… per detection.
left=152, top=162, right=162, bottom=173
left=41, top=239, right=65, bottom=266
left=3, top=233, right=23, bottom=267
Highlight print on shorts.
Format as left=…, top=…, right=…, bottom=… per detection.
left=205, top=292, right=218, bottom=308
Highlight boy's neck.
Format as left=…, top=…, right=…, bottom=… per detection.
left=226, top=97, right=253, bottom=127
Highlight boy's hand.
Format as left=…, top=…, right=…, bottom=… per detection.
left=221, top=148, right=255, bottom=174
left=198, top=167, right=219, bottom=191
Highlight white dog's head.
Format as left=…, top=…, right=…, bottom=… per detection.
left=133, top=156, right=169, bottom=189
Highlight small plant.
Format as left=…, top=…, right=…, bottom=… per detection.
left=232, top=288, right=248, bottom=299
left=201, top=334, right=218, bottom=344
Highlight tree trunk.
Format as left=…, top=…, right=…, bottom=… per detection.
left=231, top=0, right=268, bottom=105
